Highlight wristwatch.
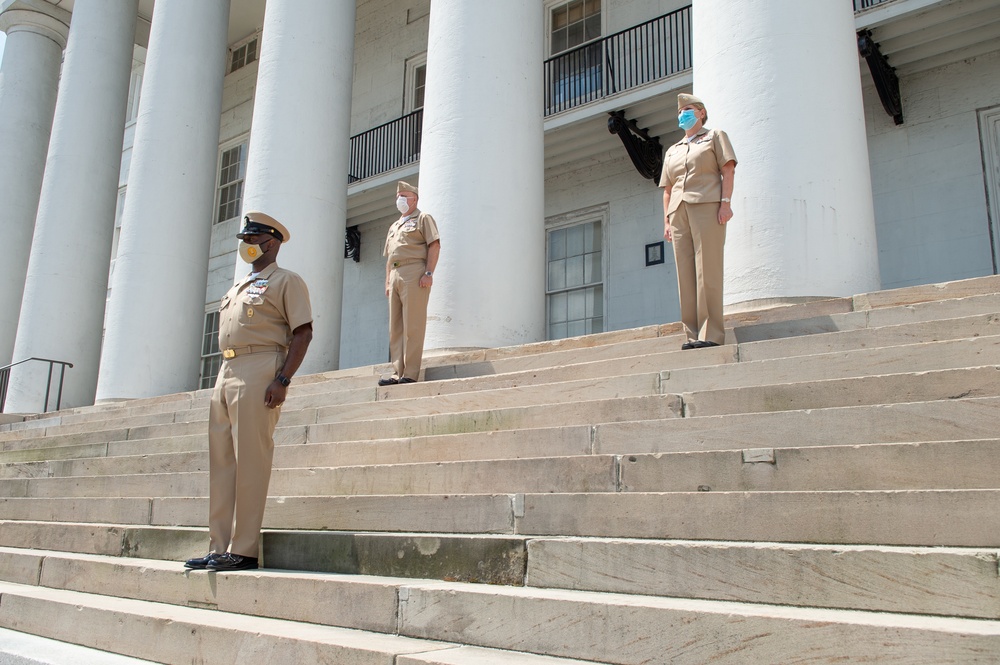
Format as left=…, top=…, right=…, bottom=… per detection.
left=276, top=374, right=291, bottom=387
left=720, top=198, right=731, bottom=203
left=425, top=271, right=433, bottom=277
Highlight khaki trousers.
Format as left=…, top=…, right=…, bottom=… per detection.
left=388, top=262, right=431, bottom=381
left=669, top=201, right=727, bottom=345
left=208, top=351, right=282, bottom=557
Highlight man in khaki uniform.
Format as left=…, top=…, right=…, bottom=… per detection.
left=380, top=181, right=440, bottom=385
left=185, top=212, right=312, bottom=572
left=659, top=93, right=737, bottom=348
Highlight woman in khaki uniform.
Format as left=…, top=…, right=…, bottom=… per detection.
left=659, top=93, right=737, bottom=349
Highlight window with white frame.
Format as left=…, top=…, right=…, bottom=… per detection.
left=546, top=0, right=603, bottom=110
left=549, top=0, right=601, bottom=56
left=230, top=37, right=258, bottom=74
left=546, top=218, right=604, bottom=340
left=405, top=53, right=427, bottom=113
left=200, top=308, right=222, bottom=389
left=216, top=141, right=247, bottom=224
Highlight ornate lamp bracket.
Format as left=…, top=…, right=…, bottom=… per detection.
left=607, top=110, right=664, bottom=184
left=858, top=29, right=903, bottom=125
left=345, top=225, right=361, bottom=263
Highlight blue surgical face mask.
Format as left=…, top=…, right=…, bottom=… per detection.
left=678, top=109, right=698, bottom=130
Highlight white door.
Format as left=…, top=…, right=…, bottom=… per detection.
left=979, top=106, right=1000, bottom=273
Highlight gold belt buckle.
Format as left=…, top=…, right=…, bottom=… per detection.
left=223, top=349, right=236, bottom=359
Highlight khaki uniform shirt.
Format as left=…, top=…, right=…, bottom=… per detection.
left=383, top=209, right=440, bottom=265
left=659, top=127, right=738, bottom=215
left=218, top=262, right=312, bottom=351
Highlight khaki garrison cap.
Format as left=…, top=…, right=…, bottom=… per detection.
left=239, top=211, right=291, bottom=243
left=677, top=93, right=706, bottom=111
left=397, top=181, right=418, bottom=195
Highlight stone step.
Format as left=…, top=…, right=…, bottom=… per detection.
left=4, top=521, right=998, bottom=621
left=0, top=581, right=462, bottom=665
left=309, top=394, right=681, bottom=442
left=734, top=291, right=1000, bottom=342
left=526, top=537, right=1000, bottom=620
left=593, top=395, right=1000, bottom=455
left=396, top=580, right=1000, bottom=665
left=669, top=333, right=1000, bottom=393
left=7, top=438, right=1000, bottom=498
left=4, top=545, right=1000, bottom=664
left=2, top=489, right=997, bottom=547
left=682, top=365, right=1000, bottom=417
left=0, top=626, right=159, bottom=665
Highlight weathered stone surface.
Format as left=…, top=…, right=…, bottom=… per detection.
left=106, top=434, right=205, bottom=457
left=0, top=443, right=110, bottom=465
left=668, top=334, right=1000, bottom=392
left=298, top=426, right=593, bottom=465
left=866, top=293, right=1000, bottom=328
left=397, top=646, right=597, bottom=664
left=47, top=450, right=209, bottom=478
left=264, top=531, right=527, bottom=585
left=0, top=498, right=151, bottom=525
left=737, top=313, right=1000, bottom=362
left=526, top=538, right=1000, bottom=619
left=854, top=274, right=1000, bottom=310
left=0, top=626, right=160, bottom=664
left=398, top=582, right=1000, bottom=664
left=0, top=582, right=451, bottom=664
left=322, top=374, right=661, bottom=424
left=153, top=495, right=516, bottom=534
left=515, top=490, right=1000, bottom=547
left=682, top=366, right=1000, bottom=417
left=0, top=521, right=127, bottom=557
left=0, top=547, right=42, bottom=586
left=311, top=395, right=681, bottom=441
left=594, top=396, right=1000, bottom=454
left=269, top=456, right=616, bottom=496
left=619, top=440, right=1000, bottom=492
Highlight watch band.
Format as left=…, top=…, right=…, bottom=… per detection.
left=425, top=271, right=433, bottom=276
left=276, top=374, right=291, bottom=387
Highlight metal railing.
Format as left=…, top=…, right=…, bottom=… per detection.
left=348, top=108, right=423, bottom=183
left=854, top=0, right=893, bottom=10
left=544, top=5, right=692, bottom=116
left=0, top=357, right=73, bottom=414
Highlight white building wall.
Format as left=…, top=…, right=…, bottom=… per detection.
left=349, top=0, right=429, bottom=134
left=545, top=151, right=679, bottom=331
left=340, top=218, right=394, bottom=368
left=866, top=47, right=1000, bottom=289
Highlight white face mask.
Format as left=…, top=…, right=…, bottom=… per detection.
left=396, top=196, right=410, bottom=214
left=239, top=240, right=265, bottom=264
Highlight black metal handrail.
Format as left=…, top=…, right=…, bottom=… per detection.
left=0, top=357, right=74, bottom=414
left=854, top=0, right=893, bottom=10
left=544, top=5, right=692, bottom=116
left=348, top=108, right=423, bottom=183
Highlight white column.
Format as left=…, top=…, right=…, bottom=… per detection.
left=5, top=0, right=138, bottom=413
left=420, top=0, right=546, bottom=351
left=96, top=0, right=230, bottom=401
left=0, top=0, right=69, bottom=366
left=237, top=0, right=355, bottom=374
left=693, top=0, right=881, bottom=307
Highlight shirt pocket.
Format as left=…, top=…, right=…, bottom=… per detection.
left=219, top=295, right=232, bottom=312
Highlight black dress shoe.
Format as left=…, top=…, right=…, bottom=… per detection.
left=184, top=552, right=220, bottom=570
left=206, top=553, right=258, bottom=571
left=377, top=376, right=398, bottom=386
left=681, top=340, right=696, bottom=350
left=397, top=377, right=417, bottom=384
left=691, top=340, right=721, bottom=349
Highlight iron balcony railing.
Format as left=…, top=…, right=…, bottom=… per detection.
left=854, top=0, right=893, bottom=9
left=0, top=357, right=73, bottom=414
left=348, top=108, right=423, bottom=183
left=544, top=5, right=692, bottom=116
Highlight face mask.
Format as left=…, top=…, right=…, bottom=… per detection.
left=396, top=196, right=410, bottom=214
left=239, top=239, right=266, bottom=264
left=678, top=109, right=698, bottom=131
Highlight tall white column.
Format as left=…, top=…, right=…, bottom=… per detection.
left=96, top=0, right=230, bottom=401
left=237, top=0, right=355, bottom=374
left=693, top=0, right=881, bottom=307
left=5, top=0, right=138, bottom=413
left=0, top=0, right=69, bottom=366
left=420, top=0, right=546, bottom=351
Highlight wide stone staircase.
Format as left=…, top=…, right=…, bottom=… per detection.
left=2, top=275, right=1000, bottom=663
